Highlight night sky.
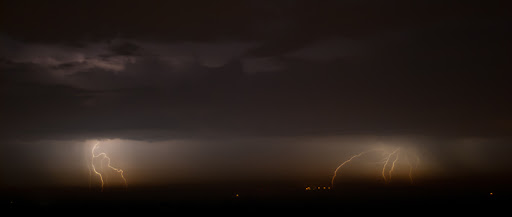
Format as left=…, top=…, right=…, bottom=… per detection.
left=1, top=0, right=511, bottom=205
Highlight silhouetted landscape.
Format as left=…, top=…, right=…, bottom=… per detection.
left=3, top=177, right=511, bottom=213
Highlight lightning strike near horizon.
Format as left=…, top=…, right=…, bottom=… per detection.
left=89, top=142, right=127, bottom=191
left=405, top=153, right=413, bottom=184
left=331, top=149, right=380, bottom=188
left=381, top=148, right=400, bottom=183
left=332, top=147, right=420, bottom=188
left=409, top=152, right=420, bottom=184
left=404, top=152, right=420, bottom=184
left=101, top=154, right=127, bottom=186
left=388, top=149, right=400, bottom=182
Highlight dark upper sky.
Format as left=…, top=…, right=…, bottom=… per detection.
left=1, top=0, right=510, bottom=141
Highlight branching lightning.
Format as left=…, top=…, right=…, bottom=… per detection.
left=89, top=142, right=127, bottom=191
left=90, top=143, right=105, bottom=191
left=381, top=148, right=400, bottom=184
left=388, top=149, right=400, bottom=182
left=332, top=147, right=420, bottom=188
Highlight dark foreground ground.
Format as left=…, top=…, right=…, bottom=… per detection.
left=2, top=181, right=510, bottom=214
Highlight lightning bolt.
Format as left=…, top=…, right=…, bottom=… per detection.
left=89, top=142, right=127, bottom=191
left=101, top=153, right=127, bottom=186
left=406, top=152, right=420, bottom=184
left=331, top=150, right=378, bottom=188
left=388, top=149, right=400, bottom=182
left=90, top=143, right=105, bottom=191
left=405, top=153, right=413, bottom=184
left=331, top=147, right=420, bottom=188
left=381, top=148, right=400, bottom=184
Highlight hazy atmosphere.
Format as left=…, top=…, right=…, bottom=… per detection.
left=1, top=0, right=511, bottom=212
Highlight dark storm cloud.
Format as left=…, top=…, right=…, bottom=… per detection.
left=108, top=41, right=141, bottom=56
left=0, top=0, right=511, bottom=141
left=2, top=1, right=512, bottom=191
left=0, top=37, right=252, bottom=140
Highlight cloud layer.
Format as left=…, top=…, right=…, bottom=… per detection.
left=0, top=1, right=510, bottom=141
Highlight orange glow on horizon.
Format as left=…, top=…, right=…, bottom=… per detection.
left=89, top=142, right=127, bottom=191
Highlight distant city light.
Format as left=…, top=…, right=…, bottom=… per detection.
left=305, top=186, right=330, bottom=191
